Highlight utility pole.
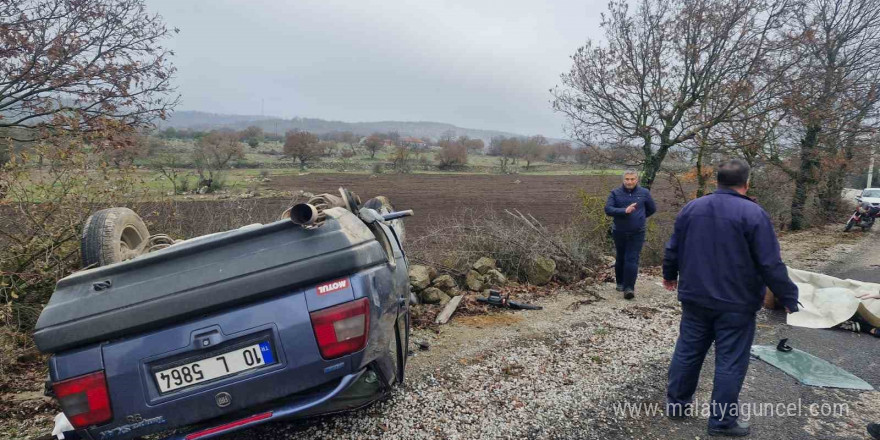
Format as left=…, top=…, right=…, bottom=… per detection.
left=869, top=146, right=875, bottom=188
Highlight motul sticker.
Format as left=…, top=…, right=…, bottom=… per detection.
left=317, top=278, right=349, bottom=295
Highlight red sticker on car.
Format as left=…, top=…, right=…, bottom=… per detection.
left=316, top=278, right=349, bottom=296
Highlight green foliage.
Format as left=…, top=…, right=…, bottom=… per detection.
left=577, top=191, right=614, bottom=251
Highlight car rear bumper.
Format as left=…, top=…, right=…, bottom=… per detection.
left=156, top=365, right=386, bottom=440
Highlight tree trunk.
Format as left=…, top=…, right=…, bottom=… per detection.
left=819, top=162, right=846, bottom=215
left=790, top=125, right=821, bottom=230
left=640, top=143, right=671, bottom=190
left=695, top=141, right=707, bottom=197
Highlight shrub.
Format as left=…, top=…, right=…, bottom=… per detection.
left=409, top=209, right=602, bottom=284
left=1, top=142, right=144, bottom=330
left=435, top=142, right=468, bottom=169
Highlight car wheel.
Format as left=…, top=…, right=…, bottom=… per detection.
left=81, top=207, right=150, bottom=268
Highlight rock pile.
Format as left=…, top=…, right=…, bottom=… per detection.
left=408, top=265, right=460, bottom=305
left=465, top=257, right=508, bottom=291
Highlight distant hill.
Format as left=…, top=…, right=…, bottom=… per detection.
left=158, top=111, right=552, bottom=144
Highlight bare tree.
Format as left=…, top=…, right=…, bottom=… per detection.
left=149, top=149, right=189, bottom=194
left=436, top=138, right=468, bottom=169
left=338, top=131, right=358, bottom=155
left=240, top=126, right=264, bottom=148
left=0, top=0, right=178, bottom=138
left=192, top=131, right=243, bottom=183
left=284, top=130, right=321, bottom=170
left=553, top=0, right=791, bottom=188
left=779, top=0, right=880, bottom=228
left=363, top=134, right=384, bottom=159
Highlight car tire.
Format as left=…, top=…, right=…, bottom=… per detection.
left=81, top=207, right=150, bottom=268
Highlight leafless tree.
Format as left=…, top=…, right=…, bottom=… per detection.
left=776, top=0, right=880, bottom=228
left=553, top=0, right=792, bottom=188
left=363, top=134, right=384, bottom=159
left=0, top=0, right=178, bottom=138
left=193, top=131, right=243, bottom=182
left=520, top=135, right=548, bottom=170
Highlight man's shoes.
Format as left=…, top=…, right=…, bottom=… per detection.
left=708, top=421, right=750, bottom=437
left=623, top=288, right=635, bottom=300
left=667, top=403, right=694, bottom=420
left=868, top=423, right=880, bottom=439
left=616, top=284, right=624, bottom=292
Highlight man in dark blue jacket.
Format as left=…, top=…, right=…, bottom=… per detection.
left=605, top=170, right=656, bottom=299
left=662, top=159, right=799, bottom=437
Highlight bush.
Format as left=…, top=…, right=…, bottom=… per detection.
left=1, top=142, right=144, bottom=330
left=575, top=189, right=674, bottom=267
left=409, top=209, right=602, bottom=284
left=435, top=142, right=468, bottom=169
left=372, top=163, right=384, bottom=174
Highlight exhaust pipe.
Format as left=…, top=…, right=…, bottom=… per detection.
left=289, top=203, right=320, bottom=226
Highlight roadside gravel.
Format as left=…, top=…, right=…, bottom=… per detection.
left=237, top=280, right=683, bottom=439
left=235, top=225, right=876, bottom=440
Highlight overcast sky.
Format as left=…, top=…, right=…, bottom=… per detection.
left=146, top=0, right=606, bottom=138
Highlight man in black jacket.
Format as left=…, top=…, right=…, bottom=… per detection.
left=605, top=170, right=656, bottom=299
left=662, top=159, right=798, bottom=437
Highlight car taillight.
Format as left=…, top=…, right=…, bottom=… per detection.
left=310, top=298, right=370, bottom=359
left=52, top=371, right=113, bottom=429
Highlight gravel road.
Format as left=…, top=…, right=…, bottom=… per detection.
left=232, top=280, right=684, bottom=440
left=229, top=225, right=880, bottom=440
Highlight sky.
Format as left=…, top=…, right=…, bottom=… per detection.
left=145, top=0, right=607, bottom=138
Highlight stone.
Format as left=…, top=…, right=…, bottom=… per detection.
left=198, top=186, right=209, bottom=195
left=526, top=256, right=557, bottom=286
left=473, top=257, right=497, bottom=275
left=602, top=255, right=616, bottom=267
left=466, top=270, right=486, bottom=291
left=432, top=274, right=457, bottom=291
left=409, top=265, right=432, bottom=290
left=420, top=287, right=448, bottom=304
left=438, top=293, right=452, bottom=306
left=484, top=269, right=508, bottom=286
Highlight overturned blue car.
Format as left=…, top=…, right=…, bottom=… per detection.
left=33, top=189, right=412, bottom=440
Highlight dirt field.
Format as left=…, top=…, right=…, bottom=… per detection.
left=262, top=173, right=683, bottom=238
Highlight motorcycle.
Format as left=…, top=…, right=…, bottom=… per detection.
left=844, top=201, right=880, bottom=231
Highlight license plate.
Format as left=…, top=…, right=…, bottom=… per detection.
left=155, top=341, right=275, bottom=393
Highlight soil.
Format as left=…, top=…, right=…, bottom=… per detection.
left=260, top=173, right=684, bottom=239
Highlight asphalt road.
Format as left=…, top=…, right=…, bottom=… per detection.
left=600, top=230, right=880, bottom=440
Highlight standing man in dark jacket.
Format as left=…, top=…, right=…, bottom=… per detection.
left=605, top=170, right=656, bottom=299
left=663, top=159, right=799, bottom=437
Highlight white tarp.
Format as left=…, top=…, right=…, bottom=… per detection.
left=784, top=267, right=880, bottom=329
